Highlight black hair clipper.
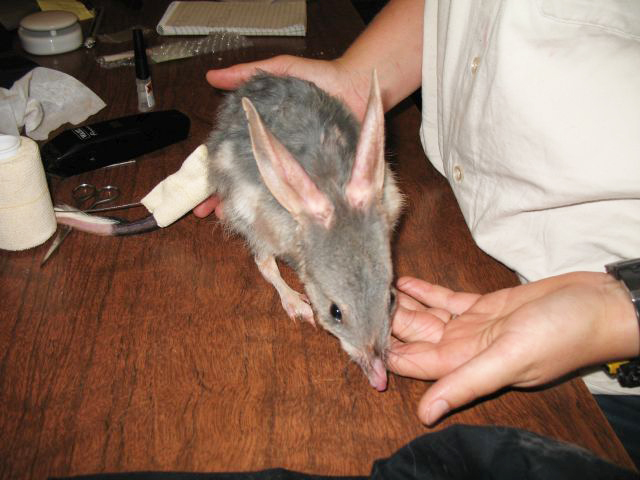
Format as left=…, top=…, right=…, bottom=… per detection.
left=41, top=109, right=190, bottom=177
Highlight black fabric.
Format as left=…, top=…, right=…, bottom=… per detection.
left=370, top=424, right=638, bottom=480
left=50, top=425, right=638, bottom=480
left=595, top=394, right=640, bottom=469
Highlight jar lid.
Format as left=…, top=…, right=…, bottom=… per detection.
left=0, top=135, right=21, bottom=161
left=20, top=10, right=78, bottom=32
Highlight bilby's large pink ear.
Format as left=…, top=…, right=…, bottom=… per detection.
left=345, top=70, right=385, bottom=210
left=242, top=97, right=335, bottom=228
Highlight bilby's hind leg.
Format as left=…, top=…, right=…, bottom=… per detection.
left=255, top=254, right=315, bottom=326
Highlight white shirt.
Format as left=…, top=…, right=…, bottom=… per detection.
left=420, top=0, right=640, bottom=395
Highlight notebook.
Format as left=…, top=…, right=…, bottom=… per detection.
left=156, top=1, right=307, bottom=37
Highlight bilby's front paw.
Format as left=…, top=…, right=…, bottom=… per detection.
left=282, top=293, right=315, bottom=326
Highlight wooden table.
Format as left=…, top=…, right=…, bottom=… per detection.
left=0, top=1, right=634, bottom=477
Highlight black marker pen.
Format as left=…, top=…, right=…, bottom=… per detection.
left=133, top=29, right=155, bottom=112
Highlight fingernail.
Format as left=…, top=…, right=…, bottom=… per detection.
left=427, top=399, right=450, bottom=425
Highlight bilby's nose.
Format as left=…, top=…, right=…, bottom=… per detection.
left=367, top=356, right=387, bottom=391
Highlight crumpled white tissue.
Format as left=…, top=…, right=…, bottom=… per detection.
left=0, top=67, right=106, bottom=140
left=141, top=144, right=214, bottom=227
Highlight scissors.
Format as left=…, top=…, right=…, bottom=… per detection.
left=40, top=184, right=120, bottom=266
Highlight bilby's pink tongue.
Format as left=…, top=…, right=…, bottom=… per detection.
left=368, top=357, right=387, bottom=391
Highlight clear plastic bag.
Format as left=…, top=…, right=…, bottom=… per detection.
left=97, top=32, right=252, bottom=68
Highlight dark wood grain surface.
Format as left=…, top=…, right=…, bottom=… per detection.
left=0, top=1, right=635, bottom=477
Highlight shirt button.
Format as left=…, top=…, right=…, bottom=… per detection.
left=453, top=165, right=464, bottom=182
left=471, top=56, right=481, bottom=74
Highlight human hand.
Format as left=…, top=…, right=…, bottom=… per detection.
left=206, top=55, right=371, bottom=120
left=388, top=273, right=639, bottom=425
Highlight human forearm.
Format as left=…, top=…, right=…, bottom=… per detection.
left=337, top=0, right=424, bottom=111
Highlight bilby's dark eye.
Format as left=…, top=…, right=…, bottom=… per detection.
left=389, top=290, right=396, bottom=313
left=330, top=303, right=342, bottom=323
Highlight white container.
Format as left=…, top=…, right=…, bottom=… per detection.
left=18, top=10, right=82, bottom=56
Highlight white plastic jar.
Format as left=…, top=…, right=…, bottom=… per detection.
left=18, top=10, right=82, bottom=55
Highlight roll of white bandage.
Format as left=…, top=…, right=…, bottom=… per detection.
left=0, top=135, right=56, bottom=250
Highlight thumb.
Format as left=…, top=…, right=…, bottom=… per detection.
left=417, top=340, right=523, bottom=425
left=193, top=195, right=221, bottom=218
left=206, top=56, right=294, bottom=90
